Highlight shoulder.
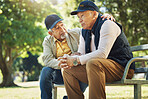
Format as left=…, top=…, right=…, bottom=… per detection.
left=43, top=35, right=52, bottom=41
left=67, top=28, right=81, bottom=41
left=67, top=28, right=82, bottom=35
left=43, top=35, right=53, bottom=45
left=101, top=20, right=121, bottom=36
left=102, top=20, right=120, bottom=29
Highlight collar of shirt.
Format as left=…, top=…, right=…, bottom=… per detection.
left=53, top=37, right=66, bottom=43
left=53, top=33, right=68, bottom=43
left=53, top=37, right=58, bottom=42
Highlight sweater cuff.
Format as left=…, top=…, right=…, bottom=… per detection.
left=78, top=55, right=87, bottom=65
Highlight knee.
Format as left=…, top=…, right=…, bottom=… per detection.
left=41, top=67, right=52, bottom=75
left=86, top=59, right=102, bottom=72
left=40, top=67, right=54, bottom=80
left=86, top=59, right=96, bottom=71
left=63, top=68, right=69, bottom=75
left=63, top=67, right=74, bottom=77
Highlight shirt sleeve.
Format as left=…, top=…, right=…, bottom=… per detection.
left=78, top=33, right=85, bottom=55
left=79, top=20, right=121, bottom=65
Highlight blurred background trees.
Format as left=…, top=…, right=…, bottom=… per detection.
left=0, top=0, right=147, bottom=87
left=0, top=0, right=55, bottom=87
left=97, top=0, right=148, bottom=46
left=13, top=51, right=42, bottom=82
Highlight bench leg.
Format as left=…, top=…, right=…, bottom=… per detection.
left=134, top=84, right=141, bottom=99
left=52, top=87, right=57, bottom=99
left=146, top=71, right=148, bottom=80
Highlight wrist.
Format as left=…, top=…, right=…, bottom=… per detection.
left=77, top=57, right=81, bottom=65
left=73, top=57, right=78, bottom=66
left=73, top=57, right=81, bottom=66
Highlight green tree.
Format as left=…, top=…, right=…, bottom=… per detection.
left=96, top=0, right=148, bottom=46
left=0, top=0, right=58, bottom=87
left=12, top=51, right=42, bottom=82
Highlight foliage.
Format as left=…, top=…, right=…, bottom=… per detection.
left=0, top=0, right=60, bottom=87
left=96, top=0, right=148, bottom=46
left=0, top=0, right=46, bottom=55
left=55, top=0, right=83, bottom=29
left=12, top=52, right=43, bottom=81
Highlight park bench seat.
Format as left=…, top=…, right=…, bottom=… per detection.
left=52, top=44, right=148, bottom=99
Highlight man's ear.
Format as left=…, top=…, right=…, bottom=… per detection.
left=93, top=11, right=98, bottom=17
left=48, top=31, right=52, bottom=35
left=92, top=11, right=98, bottom=19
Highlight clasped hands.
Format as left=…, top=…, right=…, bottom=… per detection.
left=58, top=52, right=80, bottom=69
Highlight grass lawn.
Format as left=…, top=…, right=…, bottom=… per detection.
left=0, top=81, right=148, bottom=99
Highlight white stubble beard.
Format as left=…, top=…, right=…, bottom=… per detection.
left=61, top=34, right=66, bottom=40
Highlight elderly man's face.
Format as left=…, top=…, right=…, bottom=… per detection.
left=51, top=21, right=67, bottom=41
left=77, top=11, right=95, bottom=30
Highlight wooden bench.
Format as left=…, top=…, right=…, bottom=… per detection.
left=52, top=44, right=148, bottom=99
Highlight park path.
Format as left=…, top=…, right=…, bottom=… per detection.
left=16, top=81, right=39, bottom=87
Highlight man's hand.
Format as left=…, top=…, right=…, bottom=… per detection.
left=66, top=56, right=77, bottom=67
left=58, top=54, right=78, bottom=69
left=58, top=54, right=72, bottom=69
left=58, top=55, right=69, bottom=69
left=101, top=13, right=115, bottom=21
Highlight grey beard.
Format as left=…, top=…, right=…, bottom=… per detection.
left=61, top=34, right=66, bottom=39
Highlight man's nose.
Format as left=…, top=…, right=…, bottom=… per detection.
left=59, top=26, right=65, bottom=32
left=79, top=18, right=83, bottom=23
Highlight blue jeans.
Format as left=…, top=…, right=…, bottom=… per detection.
left=40, top=67, right=88, bottom=99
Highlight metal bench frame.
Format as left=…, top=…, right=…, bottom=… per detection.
left=52, top=44, right=148, bottom=99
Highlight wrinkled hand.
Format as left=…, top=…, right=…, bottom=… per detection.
left=58, top=54, right=77, bottom=69
left=66, top=56, right=77, bottom=67
left=58, top=54, right=70, bottom=69
left=101, top=13, right=115, bottom=21
left=58, top=58, right=71, bottom=69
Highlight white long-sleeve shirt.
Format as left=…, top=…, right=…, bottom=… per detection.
left=78, top=20, right=121, bottom=65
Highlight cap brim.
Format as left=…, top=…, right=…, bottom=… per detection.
left=50, top=19, right=63, bottom=29
left=71, top=10, right=87, bottom=15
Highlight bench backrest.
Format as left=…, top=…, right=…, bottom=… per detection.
left=122, top=44, right=148, bottom=81
left=130, top=44, right=148, bottom=52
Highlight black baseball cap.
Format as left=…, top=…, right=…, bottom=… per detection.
left=71, top=1, right=99, bottom=15
left=45, top=14, right=63, bottom=30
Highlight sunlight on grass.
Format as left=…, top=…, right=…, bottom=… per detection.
left=0, top=81, right=148, bottom=99
left=0, top=87, right=40, bottom=99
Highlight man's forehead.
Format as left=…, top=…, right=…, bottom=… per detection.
left=77, top=11, right=91, bottom=16
left=77, top=12, right=84, bottom=15
left=54, top=21, right=63, bottom=27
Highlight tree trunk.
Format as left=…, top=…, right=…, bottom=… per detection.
left=0, top=63, right=17, bottom=87
left=0, top=42, right=17, bottom=87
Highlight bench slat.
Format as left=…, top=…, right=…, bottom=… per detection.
left=130, top=44, right=148, bottom=52
left=106, top=79, right=148, bottom=85
left=135, top=67, right=148, bottom=73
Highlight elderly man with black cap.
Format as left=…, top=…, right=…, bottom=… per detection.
left=39, top=14, right=88, bottom=99
left=39, top=13, right=115, bottom=99
left=59, top=1, right=135, bottom=99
